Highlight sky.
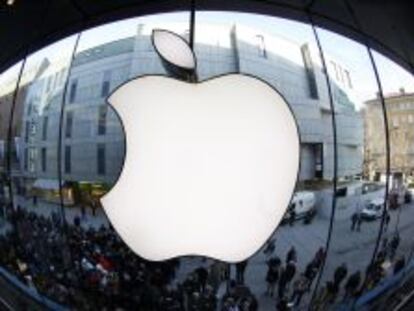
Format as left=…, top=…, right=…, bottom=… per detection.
left=1, top=11, right=413, bottom=107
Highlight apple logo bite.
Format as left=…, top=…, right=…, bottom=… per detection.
left=101, top=29, right=300, bottom=262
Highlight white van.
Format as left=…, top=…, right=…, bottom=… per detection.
left=283, top=191, right=316, bottom=222
left=361, top=197, right=385, bottom=220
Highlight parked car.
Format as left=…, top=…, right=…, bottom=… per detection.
left=361, top=198, right=385, bottom=220
left=407, top=183, right=414, bottom=197
left=282, top=191, right=316, bottom=224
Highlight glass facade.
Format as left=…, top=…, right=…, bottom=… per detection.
left=0, top=10, right=412, bottom=311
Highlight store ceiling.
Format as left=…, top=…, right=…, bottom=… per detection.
left=0, top=0, right=413, bottom=73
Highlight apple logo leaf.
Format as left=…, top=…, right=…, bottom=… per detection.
left=152, top=29, right=197, bottom=81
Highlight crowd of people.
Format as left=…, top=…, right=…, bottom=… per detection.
left=0, top=205, right=262, bottom=310
left=0, top=202, right=408, bottom=311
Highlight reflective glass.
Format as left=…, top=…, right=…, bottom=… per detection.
left=0, top=62, right=23, bottom=276
left=9, top=36, right=78, bottom=304
left=194, top=12, right=334, bottom=310
left=314, top=28, right=385, bottom=308
left=0, top=10, right=411, bottom=311
left=363, top=50, right=414, bottom=305
left=60, top=13, right=192, bottom=310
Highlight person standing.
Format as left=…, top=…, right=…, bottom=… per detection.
left=276, top=297, right=290, bottom=311
left=351, top=212, right=358, bottom=231
left=384, top=211, right=391, bottom=231
left=263, top=238, right=276, bottom=258
left=278, top=265, right=288, bottom=299
left=235, top=260, right=248, bottom=284
left=265, top=256, right=280, bottom=296
left=286, top=247, right=297, bottom=264
left=390, top=233, right=400, bottom=260
left=289, top=209, right=296, bottom=226
left=90, top=200, right=97, bottom=216
left=80, top=204, right=86, bottom=221
left=290, top=273, right=308, bottom=306
left=313, top=247, right=326, bottom=270
left=344, top=271, right=361, bottom=300
left=356, top=212, right=362, bottom=232
left=333, top=263, right=348, bottom=289
left=283, top=260, right=297, bottom=295
left=195, top=266, right=208, bottom=293
left=304, top=261, right=318, bottom=292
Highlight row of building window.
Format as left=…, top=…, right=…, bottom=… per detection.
left=330, top=60, right=352, bottom=89
left=28, top=106, right=108, bottom=143
left=31, top=144, right=106, bottom=175
left=392, top=114, right=414, bottom=127
left=390, top=101, right=414, bottom=111
left=45, top=68, right=67, bottom=94
left=64, top=106, right=108, bottom=138
left=69, top=70, right=112, bottom=104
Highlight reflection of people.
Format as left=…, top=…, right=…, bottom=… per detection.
left=80, top=204, right=86, bottom=221
left=290, top=273, right=308, bottom=306
left=90, top=200, right=97, bottom=216
left=389, top=233, right=400, bottom=260
left=263, top=238, right=276, bottom=258
left=351, top=212, right=358, bottom=231
left=286, top=247, right=297, bottom=263
left=304, top=261, right=318, bottom=292
left=289, top=209, right=296, bottom=226
left=384, top=211, right=391, bottom=230
left=344, top=271, right=361, bottom=300
left=235, top=260, right=248, bottom=284
left=356, top=212, right=362, bottom=232
left=394, top=256, right=406, bottom=274
left=265, top=256, right=280, bottom=296
left=276, top=297, right=290, bottom=311
left=333, top=263, right=348, bottom=289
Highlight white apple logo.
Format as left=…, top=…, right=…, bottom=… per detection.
left=101, top=29, right=300, bottom=262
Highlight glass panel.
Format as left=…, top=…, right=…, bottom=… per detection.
left=194, top=12, right=334, bottom=310
left=314, top=28, right=385, bottom=307
left=9, top=36, right=78, bottom=304
left=368, top=50, right=414, bottom=299
left=1, top=11, right=410, bottom=311
left=0, top=62, right=24, bottom=276
left=60, top=13, right=191, bottom=309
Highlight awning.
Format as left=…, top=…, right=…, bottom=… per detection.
left=33, top=179, right=61, bottom=191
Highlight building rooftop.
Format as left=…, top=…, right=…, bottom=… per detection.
left=72, top=37, right=135, bottom=67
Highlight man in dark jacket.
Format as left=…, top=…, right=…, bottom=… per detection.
left=333, top=263, right=348, bottom=289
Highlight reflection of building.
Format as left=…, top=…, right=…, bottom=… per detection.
left=364, top=89, right=414, bottom=186
left=14, top=23, right=363, bottom=201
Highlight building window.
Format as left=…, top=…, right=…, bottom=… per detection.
left=27, top=102, right=32, bottom=115
left=101, top=70, right=111, bottom=97
left=301, top=44, right=319, bottom=99
left=28, top=148, right=36, bottom=173
left=42, top=116, right=48, bottom=140
left=393, top=116, right=399, bottom=127
left=255, top=35, right=267, bottom=58
left=97, top=144, right=106, bottom=175
left=64, top=145, right=71, bottom=174
left=24, top=148, right=28, bottom=171
left=46, top=76, right=52, bottom=92
left=25, top=121, right=30, bottom=142
left=330, top=61, right=341, bottom=81
left=409, top=115, right=413, bottom=124
left=65, top=111, right=73, bottom=138
left=59, top=69, right=66, bottom=85
left=69, top=79, right=77, bottom=103
left=98, top=105, right=107, bottom=135
left=41, top=147, right=46, bottom=172
left=344, top=70, right=352, bottom=89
